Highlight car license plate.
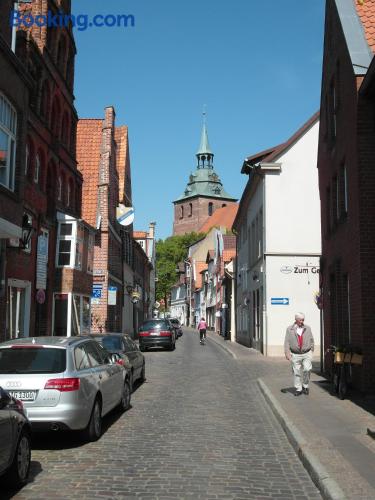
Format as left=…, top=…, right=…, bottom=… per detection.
left=151, top=330, right=160, bottom=336
left=8, top=390, right=37, bottom=401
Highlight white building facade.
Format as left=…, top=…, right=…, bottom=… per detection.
left=234, top=114, right=321, bottom=356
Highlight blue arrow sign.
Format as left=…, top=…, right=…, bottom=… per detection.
left=271, top=297, right=289, bottom=305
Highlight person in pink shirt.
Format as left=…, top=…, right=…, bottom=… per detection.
left=197, top=317, right=207, bottom=344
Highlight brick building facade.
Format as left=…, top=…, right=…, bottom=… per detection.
left=0, top=0, right=94, bottom=340
left=317, top=0, right=375, bottom=392
left=173, top=122, right=237, bottom=235
left=77, top=107, right=134, bottom=334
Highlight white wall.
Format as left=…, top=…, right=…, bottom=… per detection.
left=265, top=255, right=321, bottom=356
left=265, top=121, right=321, bottom=255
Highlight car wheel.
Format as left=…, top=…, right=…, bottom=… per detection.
left=85, top=398, right=102, bottom=442
left=6, top=429, right=31, bottom=487
left=119, top=380, right=131, bottom=412
left=140, top=362, right=146, bottom=383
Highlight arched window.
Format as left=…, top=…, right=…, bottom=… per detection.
left=34, top=154, right=40, bottom=184
left=222, top=203, right=227, bottom=208
left=51, top=97, right=61, bottom=138
left=0, top=93, right=17, bottom=191
left=41, top=81, right=51, bottom=123
left=25, top=144, right=29, bottom=176
left=61, top=111, right=70, bottom=147
left=57, top=175, right=62, bottom=201
left=57, top=35, right=67, bottom=76
left=189, top=203, right=193, bottom=217
left=208, top=202, right=213, bottom=216
left=180, top=205, right=184, bottom=219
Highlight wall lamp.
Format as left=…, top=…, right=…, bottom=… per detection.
left=20, top=214, right=34, bottom=250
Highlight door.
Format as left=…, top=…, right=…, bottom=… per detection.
left=8, top=280, right=31, bottom=338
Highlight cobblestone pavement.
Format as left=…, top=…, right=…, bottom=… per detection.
left=5, top=330, right=321, bottom=499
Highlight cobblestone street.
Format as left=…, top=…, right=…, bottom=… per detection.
left=5, top=330, right=321, bottom=499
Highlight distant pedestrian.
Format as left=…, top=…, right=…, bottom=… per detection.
left=197, top=317, right=207, bottom=345
left=284, top=312, right=314, bottom=396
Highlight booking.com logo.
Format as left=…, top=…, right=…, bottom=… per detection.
left=10, top=10, right=135, bottom=31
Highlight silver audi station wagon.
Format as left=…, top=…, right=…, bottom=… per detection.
left=0, top=337, right=131, bottom=441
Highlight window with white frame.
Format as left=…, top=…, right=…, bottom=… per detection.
left=0, top=93, right=17, bottom=191
left=56, top=220, right=85, bottom=269
left=74, top=224, right=84, bottom=270
left=34, top=154, right=40, bottom=184
left=57, top=222, right=73, bottom=266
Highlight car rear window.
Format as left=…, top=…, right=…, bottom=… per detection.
left=0, top=347, right=66, bottom=374
left=99, top=336, right=122, bottom=351
left=139, top=320, right=169, bottom=331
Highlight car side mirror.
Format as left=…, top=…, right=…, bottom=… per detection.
left=0, top=387, right=11, bottom=409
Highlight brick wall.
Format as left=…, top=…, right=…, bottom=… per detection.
left=318, top=0, right=375, bottom=393
left=173, top=198, right=237, bottom=235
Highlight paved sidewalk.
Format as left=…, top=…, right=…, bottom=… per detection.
left=199, top=328, right=375, bottom=500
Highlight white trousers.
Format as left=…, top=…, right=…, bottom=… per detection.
left=291, top=351, right=312, bottom=391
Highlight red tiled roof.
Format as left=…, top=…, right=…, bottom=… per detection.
left=223, top=249, right=236, bottom=263
left=199, top=204, right=239, bottom=233
left=223, top=234, right=236, bottom=250
left=133, top=231, right=147, bottom=239
left=76, top=119, right=103, bottom=227
left=355, top=0, right=375, bottom=53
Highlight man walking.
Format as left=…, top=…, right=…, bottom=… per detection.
left=284, top=313, right=314, bottom=396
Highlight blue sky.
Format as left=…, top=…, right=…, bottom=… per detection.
left=73, top=0, right=325, bottom=240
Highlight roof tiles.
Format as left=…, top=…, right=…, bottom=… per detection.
left=355, top=0, right=375, bottom=53
left=199, top=204, right=239, bottom=233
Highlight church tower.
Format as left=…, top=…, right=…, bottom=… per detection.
left=173, top=117, right=237, bottom=236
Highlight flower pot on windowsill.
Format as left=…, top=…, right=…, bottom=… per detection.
left=351, top=353, right=363, bottom=365
left=334, top=351, right=345, bottom=364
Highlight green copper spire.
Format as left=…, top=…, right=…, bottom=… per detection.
left=196, top=108, right=214, bottom=168
left=173, top=111, right=237, bottom=204
left=197, top=123, right=213, bottom=155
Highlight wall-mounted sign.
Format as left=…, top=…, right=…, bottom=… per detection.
left=280, top=264, right=320, bottom=275
left=116, top=205, right=135, bottom=226
left=108, top=286, right=117, bottom=305
left=92, top=284, right=102, bottom=299
left=271, top=297, right=289, bottom=305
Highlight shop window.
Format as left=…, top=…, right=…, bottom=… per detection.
left=0, top=93, right=17, bottom=191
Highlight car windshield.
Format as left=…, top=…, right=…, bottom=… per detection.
left=100, top=336, right=122, bottom=351
left=139, top=320, right=168, bottom=331
left=0, top=347, right=66, bottom=374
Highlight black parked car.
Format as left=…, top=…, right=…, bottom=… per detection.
left=0, top=387, right=31, bottom=487
left=138, top=319, right=176, bottom=351
left=169, top=318, right=183, bottom=338
left=87, top=334, right=145, bottom=390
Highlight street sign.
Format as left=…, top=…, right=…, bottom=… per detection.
left=271, top=297, right=289, bottom=305
left=92, top=284, right=102, bottom=299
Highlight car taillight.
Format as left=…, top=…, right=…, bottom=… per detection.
left=44, top=378, right=80, bottom=392
left=139, top=331, right=150, bottom=336
left=160, top=330, right=171, bottom=336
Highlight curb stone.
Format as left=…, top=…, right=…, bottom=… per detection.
left=206, top=333, right=237, bottom=359
left=257, top=378, right=346, bottom=500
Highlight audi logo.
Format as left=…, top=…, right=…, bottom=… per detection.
left=5, top=381, right=22, bottom=388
